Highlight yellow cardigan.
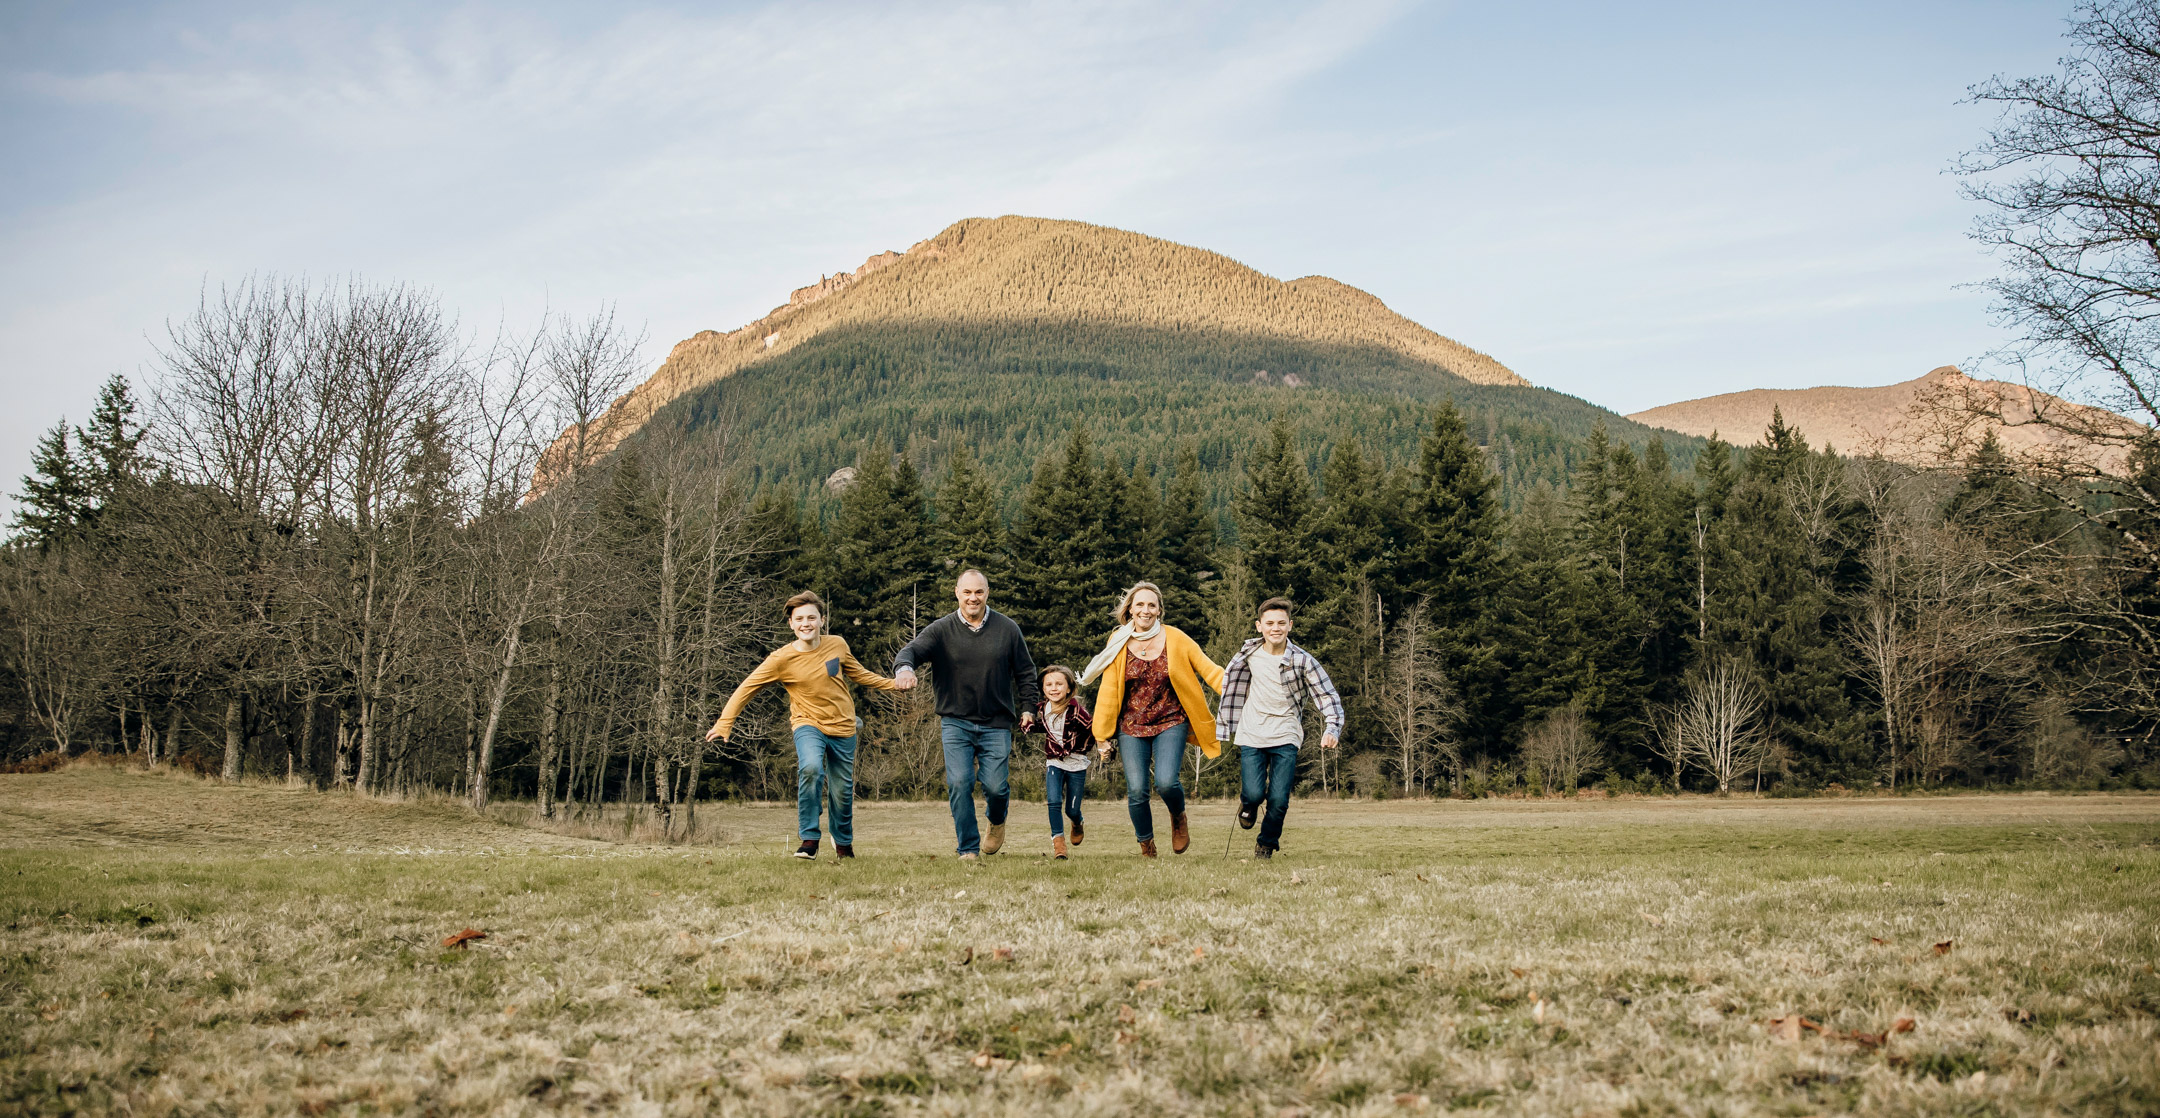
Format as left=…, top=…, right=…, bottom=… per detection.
left=1090, top=626, right=1227, bottom=756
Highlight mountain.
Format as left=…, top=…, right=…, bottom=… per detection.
left=554, top=216, right=1697, bottom=508
left=1626, top=366, right=2139, bottom=472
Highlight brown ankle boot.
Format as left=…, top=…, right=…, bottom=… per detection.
left=1052, top=835, right=1068, bottom=859
left=1139, top=838, right=1158, bottom=858
left=1068, top=817, right=1084, bottom=846
left=1170, top=812, right=1190, bottom=854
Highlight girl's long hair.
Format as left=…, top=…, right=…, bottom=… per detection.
left=1113, top=581, right=1165, bottom=626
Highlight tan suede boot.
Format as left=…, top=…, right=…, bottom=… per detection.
left=1139, top=838, right=1158, bottom=858
left=1052, top=835, right=1068, bottom=859
left=1170, top=811, right=1190, bottom=854
left=983, top=822, right=1006, bottom=855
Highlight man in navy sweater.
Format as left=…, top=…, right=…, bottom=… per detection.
left=894, top=569, right=1041, bottom=860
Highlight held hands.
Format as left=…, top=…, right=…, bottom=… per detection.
left=894, top=667, right=917, bottom=691
left=1019, top=711, right=1035, bottom=730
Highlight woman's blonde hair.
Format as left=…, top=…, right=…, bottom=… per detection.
left=1113, top=581, right=1165, bottom=625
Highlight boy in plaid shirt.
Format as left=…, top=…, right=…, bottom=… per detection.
left=1215, top=597, right=1343, bottom=859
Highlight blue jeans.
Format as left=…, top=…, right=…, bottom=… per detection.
left=1240, top=744, right=1298, bottom=851
left=793, top=726, right=857, bottom=845
left=941, top=718, right=1011, bottom=854
left=1117, top=722, right=1189, bottom=843
left=1046, top=766, right=1087, bottom=836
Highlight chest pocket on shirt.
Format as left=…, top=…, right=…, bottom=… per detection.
left=825, top=658, right=841, bottom=678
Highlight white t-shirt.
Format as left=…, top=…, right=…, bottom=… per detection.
left=1234, top=647, right=1303, bottom=748
left=1044, top=707, right=1090, bottom=771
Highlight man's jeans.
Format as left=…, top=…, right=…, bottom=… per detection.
left=1117, top=721, right=1189, bottom=843
left=793, top=726, right=857, bottom=845
left=941, top=717, right=1011, bottom=854
left=1045, top=765, right=1087, bottom=836
left=1240, top=743, right=1298, bottom=851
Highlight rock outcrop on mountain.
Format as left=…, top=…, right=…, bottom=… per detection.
left=538, top=216, right=1524, bottom=488
left=1627, top=366, right=2141, bottom=472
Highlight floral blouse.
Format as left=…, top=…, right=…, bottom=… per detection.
left=1117, top=649, right=1187, bottom=738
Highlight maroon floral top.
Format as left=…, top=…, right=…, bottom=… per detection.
left=1118, top=650, right=1187, bottom=738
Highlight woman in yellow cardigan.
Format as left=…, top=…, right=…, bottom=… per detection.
left=1079, top=581, right=1225, bottom=857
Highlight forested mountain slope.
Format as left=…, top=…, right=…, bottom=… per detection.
left=576, top=215, right=1697, bottom=509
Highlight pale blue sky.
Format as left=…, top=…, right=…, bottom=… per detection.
left=0, top=0, right=2070, bottom=503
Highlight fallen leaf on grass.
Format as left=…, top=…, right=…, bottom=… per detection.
left=2005, top=1007, right=2033, bottom=1024
left=1192, top=946, right=1205, bottom=960
left=279, top=1008, right=310, bottom=1022
left=1932, top=941, right=1953, bottom=955
left=952, top=890, right=967, bottom=900
left=1134, top=978, right=1164, bottom=991
left=1509, top=968, right=1528, bottom=978
left=954, top=947, right=974, bottom=967
left=1869, top=936, right=1889, bottom=945
left=971, top=1052, right=1013, bottom=1070
left=443, top=928, right=488, bottom=949
left=1289, top=872, right=1303, bottom=885
left=1766, top=1015, right=1825, bottom=1041
left=1114, top=1030, right=1136, bottom=1046
left=1393, top=1093, right=1430, bottom=1109
left=1638, top=912, right=1664, bottom=927
left=1893, top=1017, right=1915, bottom=1034
left=1118, top=1004, right=1136, bottom=1023
left=993, top=947, right=1014, bottom=962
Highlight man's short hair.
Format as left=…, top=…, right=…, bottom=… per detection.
left=956, top=568, right=988, bottom=588
left=784, top=590, right=824, bottom=617
left=1256, top=597, right=1295, bottom=621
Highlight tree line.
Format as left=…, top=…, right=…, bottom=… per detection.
left=9, top=274, right=2147, bottom=817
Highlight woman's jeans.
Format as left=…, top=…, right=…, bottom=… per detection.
left=1117, top=722, right=1189, bottom=843
left=940, top=717, right=1011, bottom=855
left=793, top=726, right=857, bottom=845
left=1045, top=766, right=1087, bottom=836
left=1240, top=744, right=1298, bottom=850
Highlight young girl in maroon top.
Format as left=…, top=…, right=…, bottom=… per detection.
left=1021, top=665, right=1094, bottom=859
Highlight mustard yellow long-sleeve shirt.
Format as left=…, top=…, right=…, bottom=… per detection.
left=711, top=634, right=901, bottom=741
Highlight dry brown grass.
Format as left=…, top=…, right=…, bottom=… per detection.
left=3, top=768, right=2156, bottom=1116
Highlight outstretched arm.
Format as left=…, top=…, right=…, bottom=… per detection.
left=707, top=654, right=782, bottom=741
left=843, top=650, right=904, bottom=692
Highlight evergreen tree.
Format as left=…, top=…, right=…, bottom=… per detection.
left=1234, top=417, right=1318, bottom=607
left=935, top=443, right=1006, bottom=580
left=12, top=421, right=88, bottom=548
left=1494, top=483, right=1591, bottom=733
left=1398, top=401, right=1507, bottom=750
left=745, top=490, right=822, bottom=593
left=828, top=443, right=936, bottom=656
left=1701, top=414, right=1865, bottom=783
left=1155, top=444, right=1217, bottom=637
left=1007, top=429, right=1112, bottom=667
left=76, top=374, right=149, bottom=519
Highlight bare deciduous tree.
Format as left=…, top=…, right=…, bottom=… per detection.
left=1520, top=699, right=1601, bottom=794
left=1677, top=658, right=1770, bottom=795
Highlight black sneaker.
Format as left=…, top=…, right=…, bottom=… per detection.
left=794, top=840, right=818, bottom=859
left=1253, top=844, right=1273, bottom=860
left=835, top=844, right=854, bottom=859
left=1238, top=803, right=1257, bottom=830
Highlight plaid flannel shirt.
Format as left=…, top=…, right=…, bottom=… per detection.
left=1216, top=638, right=1344, bottom=746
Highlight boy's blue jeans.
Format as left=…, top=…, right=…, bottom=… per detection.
left=1045, top=765, right=1086, bottom=836
left=1240, top=743, right=1298, bottom=851
left=793, top=726, right=857, bottom=845
left=941, top=717, right=1011, bottom=855
left=1117, top=722, right=1189, bottom=843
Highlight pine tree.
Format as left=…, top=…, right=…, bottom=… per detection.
left=1494, top=483, right=1591, bottom=734
left=1007, top=429, right=1110, bottom=667
left=1155, top=444, right=1217, bottom=637
left=1398, top=401, right=1506, bottom=749
left=745, top=490, right=822, bottom=593
left=13, top=421, right=88, bottom=548
left=1235, top=417, right=1317, bottom=607
left=935, top=443, right=1006, bottom=581
left=75, top=374, right=149, bottom=519
left=828, top=443, right=936, bottom=656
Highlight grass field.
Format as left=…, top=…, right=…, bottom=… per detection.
left=2, top=768, right=2156, bottom=1116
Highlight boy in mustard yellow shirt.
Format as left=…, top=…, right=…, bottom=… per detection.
left=708, top=591, right=907, bottom=859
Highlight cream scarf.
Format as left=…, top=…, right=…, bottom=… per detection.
left=1079, top=621, right=1166, bottom=685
